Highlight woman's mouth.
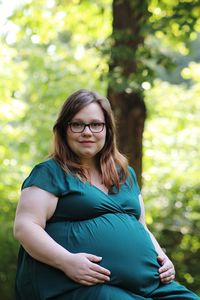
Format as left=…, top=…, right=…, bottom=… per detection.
left=79, top=141, right=95, bottom=143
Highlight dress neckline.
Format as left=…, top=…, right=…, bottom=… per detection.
left=68, top=172, right=111, bottom=196
left=85, top=181, right=109, bottom=196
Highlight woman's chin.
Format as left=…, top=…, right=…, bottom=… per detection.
left=78, top=152, right=97, bottom=160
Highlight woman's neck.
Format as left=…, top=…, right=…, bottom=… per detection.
left=80, top=158, right=98, bottom=173
left=80, top=159, right=108, bottom=193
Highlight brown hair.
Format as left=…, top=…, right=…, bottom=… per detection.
left=50, top=89, right=129, bottom=192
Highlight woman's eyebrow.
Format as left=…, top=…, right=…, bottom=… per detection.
left=71, top=118, right=104, bottom=122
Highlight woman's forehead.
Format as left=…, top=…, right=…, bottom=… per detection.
left=72, top=103, right=105, bottom=121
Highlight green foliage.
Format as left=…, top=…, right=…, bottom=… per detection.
left=0, top=0, right=200, bottom=299
left=0, top=1, right=112, bottom=299
left=143, top=78, right=200, bottom=293
left=108, top=0, right=200, bottom=93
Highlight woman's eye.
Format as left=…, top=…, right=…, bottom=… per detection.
left=73, top=123, right=83, bottom=127
left=92, top=123, right=101, bottom=127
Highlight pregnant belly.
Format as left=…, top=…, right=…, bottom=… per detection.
left=46, top=213, right=160, bottom=296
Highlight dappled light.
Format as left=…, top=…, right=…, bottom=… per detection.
left=0, top=0, right=199, bottom=299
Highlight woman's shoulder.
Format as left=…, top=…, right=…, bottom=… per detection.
left=35, top=158, right=61, bottom=170
left=22, top=159, right=68, bottom=196
left=127, top=165, right=140, bottom=194
left=33, top=158, right=71, bottom=181
left=116, top=164, right=137, bottom=184
left=127, top=165, right=137, bottom=177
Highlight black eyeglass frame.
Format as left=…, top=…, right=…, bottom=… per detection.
left=67, top=122, right=106, bottom=133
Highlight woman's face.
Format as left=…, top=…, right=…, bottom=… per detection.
left=66, top=102, right=106, bottom=164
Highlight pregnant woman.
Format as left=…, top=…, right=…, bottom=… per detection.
left=14, top=89, right=199, bottom=299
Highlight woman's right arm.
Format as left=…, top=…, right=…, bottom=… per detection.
left=14, top=186, right=73, bottom=269
left=13, top=186, right=110, bottom=285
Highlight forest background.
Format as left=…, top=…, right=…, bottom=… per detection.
left=0, top=0, right=199, bottom=300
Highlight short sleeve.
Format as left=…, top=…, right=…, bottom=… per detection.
left=21, top=160, right=66, bottom=197
left=128, top=166, right=141, bottom=195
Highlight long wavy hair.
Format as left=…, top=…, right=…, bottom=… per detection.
left=50, top=89, right=129, bottom=192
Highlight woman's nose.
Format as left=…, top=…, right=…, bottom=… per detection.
left=81, top=126, right=92, bottom=135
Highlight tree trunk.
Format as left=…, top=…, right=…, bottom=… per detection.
left=108, top=0, right=148, bottom=187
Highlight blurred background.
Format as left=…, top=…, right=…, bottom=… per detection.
left=0, top=0, right=199, bottom=299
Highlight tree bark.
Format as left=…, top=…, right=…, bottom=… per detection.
left=108, top=0, right=148, bottom=187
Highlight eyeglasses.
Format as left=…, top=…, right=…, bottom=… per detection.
left=68, top=122, right=105, bottom=133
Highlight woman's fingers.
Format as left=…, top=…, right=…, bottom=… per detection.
left=86, top=252, right=111, bottom=280
left=88, top=269, right=110, bottom=282
left=160, top=269, right=174, bottom=278
left=157, top=255, right=175, bottom=284
left=67, top=253, right=111, bottom=285
left=161, top=274, right=175, bottom=283
left=160, top=267, right=175, bottom=284
left=84, top=258, right=111, bottom=284
left=86, top=253, right=111, bottom=275
left=67, top=253, right=110, bottom=285
left=89, top=261, right=111, bottom=276
left=157, top=255, right=165, bottom=264
left=85, top=253, right=103, bottom=263
left=159, top=262, right=174, bottom=273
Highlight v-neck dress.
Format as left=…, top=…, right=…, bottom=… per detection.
left=15, top=159, right=200, bottom=300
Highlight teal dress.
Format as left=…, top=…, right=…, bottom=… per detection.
left=15, top=159, right=199, bottom=300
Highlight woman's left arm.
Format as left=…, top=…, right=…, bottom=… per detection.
left=138, top=194, right=176, bottom=284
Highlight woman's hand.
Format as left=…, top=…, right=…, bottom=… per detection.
left=157, top=255, right=175, bottom=284
left=63, top=252, right=111, bottom=286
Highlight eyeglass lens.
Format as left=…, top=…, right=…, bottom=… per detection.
left=69, top=122, right=105, bottom=133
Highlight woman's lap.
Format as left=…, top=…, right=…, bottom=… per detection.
left=16, top=279, right=200, bottom=300
left=47, top=284, right=152, bottom=300
left=149, top=281, right=200, bottom=300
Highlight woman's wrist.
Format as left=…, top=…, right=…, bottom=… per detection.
left=55, top=250, right=73, bottom=272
